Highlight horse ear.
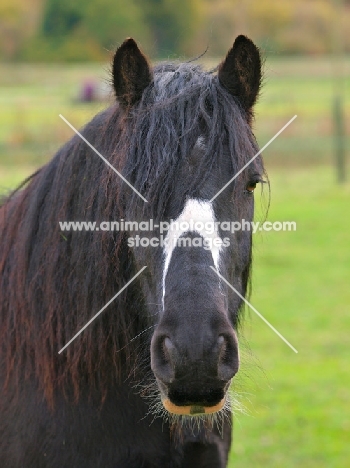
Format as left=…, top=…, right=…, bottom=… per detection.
left=112, top=38, right=152, bottom=109
left=218, top=35, right=262, bottom=114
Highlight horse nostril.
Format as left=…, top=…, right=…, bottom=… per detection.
left=151, top=334, right=175, bottom=384
left=162, top=337, right=176, bottom=369
left=217, top=334, right=227, bottom=358
left=163, top=337, right=174, bottom=358
left=217, top=332, right=239, bottom=381
left=217, top=334, right=225, bottom=347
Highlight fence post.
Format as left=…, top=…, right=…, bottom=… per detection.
left=333, top=95, right=346, bottom=183
left=332, top=0, right=346, bottom=183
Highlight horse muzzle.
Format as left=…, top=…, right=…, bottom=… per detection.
left=150, top=317, right=239, bottom=416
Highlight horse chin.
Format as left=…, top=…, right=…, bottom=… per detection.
left=155, top=377, right=229, bottom=416
left=161, top=397, right=226, bottom=416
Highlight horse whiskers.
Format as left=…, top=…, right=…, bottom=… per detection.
left=134, top=376, right=234, bottom=438
left=153, top=404, right=231, bottom=439
left=228, top=389, right=249, bottom=417
left=126, top=358, right=150, bottom=382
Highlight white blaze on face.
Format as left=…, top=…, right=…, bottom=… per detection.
left=162, top=198, right=222, bottom=304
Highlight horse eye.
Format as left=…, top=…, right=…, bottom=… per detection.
left=245, top=181, right=258, bottom=194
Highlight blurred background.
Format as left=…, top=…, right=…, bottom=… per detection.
left=0, top=1, right=349, bottom=467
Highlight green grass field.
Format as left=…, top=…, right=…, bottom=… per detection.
left=0, top=57, right=349, bottom=466
left=229, top=166, right=350, bottom=467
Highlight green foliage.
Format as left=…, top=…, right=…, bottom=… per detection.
left=136, top=0, right=201, bottom=57
left=84, top=0, right=152, bottom=51
left=2, top=0, right=350, bottom=61
left=42, top=0, right=82, bottom=37
left=20, top=0, right=199, bottom=61
left=20, top=0, right=153, bottom=61
left=196, top=0, right=350, bottom=57
left=0, top=0, right=42, bottom=60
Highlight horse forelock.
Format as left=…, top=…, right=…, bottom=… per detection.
left=119, top=61, right=260, bottom=218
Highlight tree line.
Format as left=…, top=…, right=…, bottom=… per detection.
left=0, top=0, right=349, bottom=61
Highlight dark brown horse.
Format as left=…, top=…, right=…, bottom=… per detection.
left=0, top=36, right=263, bottom=467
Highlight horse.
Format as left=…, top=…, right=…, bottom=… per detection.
left=0, top=35, right=264, bottom=467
